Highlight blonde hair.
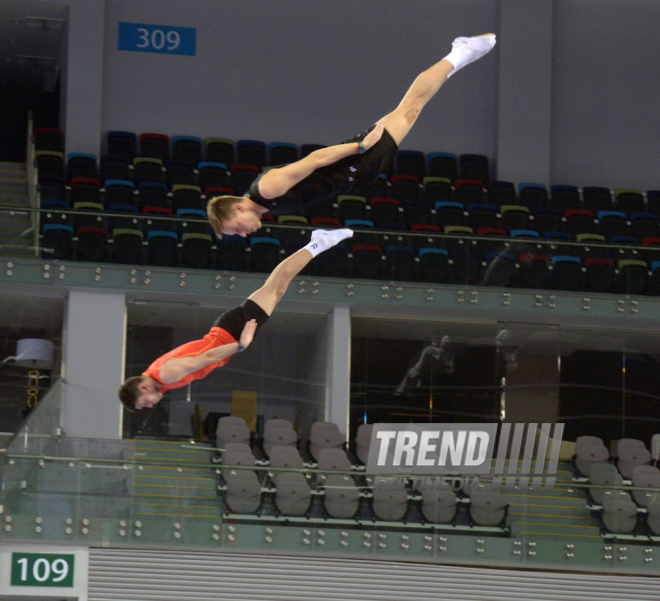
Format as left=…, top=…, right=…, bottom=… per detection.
left=207, top=195, right=244, bottom=238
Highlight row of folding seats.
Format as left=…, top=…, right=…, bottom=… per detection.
left=215, top=417, right=508, bottom=528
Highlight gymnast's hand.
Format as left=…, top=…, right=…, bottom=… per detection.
left=239, top=319, right=258, bottom=349
left=361, top=121, right=385, bottom=151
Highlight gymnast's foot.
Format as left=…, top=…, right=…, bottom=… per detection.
left=444, top=33, right=497, bottom=78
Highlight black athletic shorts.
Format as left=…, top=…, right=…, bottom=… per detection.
left=341, top=125, right=398, bottom=186
left=212, top=299, right=269, bottom=341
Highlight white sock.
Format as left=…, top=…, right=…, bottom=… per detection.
left=443, top=34, right=497, bottom=78
left=303, top=228, right=353, bottom=258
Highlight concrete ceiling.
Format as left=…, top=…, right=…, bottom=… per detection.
left=0, top=0, right=68, bottom=87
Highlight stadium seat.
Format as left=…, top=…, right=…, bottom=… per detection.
left=337, top=195, right=367, bottom=221
left=395, top=150, right=426, bottom=179
left=487, top=180, right=516, bottom=208
left=550, top=185, right=580, bottom=211
left=172, top=136, right=202, bottom=165
left=565, top=209, right=595, bottom=236
left=138, top=182, right=169, bottom=209
left=574, top=443, right=609, bottom=478
left=647, top=190, right=660, bottom=218
left=72, top=201, right=105, bottom=230
left=585, top=258, right=616, bottom=292
left=205, top=138, right=234, bottom=166
left=172, top=185, right=204, bottom=212
left=422, top=177, right=453, bottom=204
left=459, top=153, right=488, bottom=183
left=354, top=424, right=373, bottom=465
left=181, top=232, right=213, bottom=269
left=588, top=462, right=622, bottom=505
left=421, top=489, right=457, bottom=525
left=597, top=211, right=628, bottom=239
left=107, top=204, right=140, bottom=232
left=618, top=259, right=648, bottom=295
left=133, top=157, right=164, bottom=184
left=67, top=153, right=98, bottom=181
left=467, top=203, right=497, bottom=231
left=146, top=231, right=178, bottom=266
left=33, top=127, right=63, bottom=151
left=372, top=477, right=408, bottom=521
left=323, top=474, right=360, bottom=519
left=370, top=197, right=400, bottom=224
left=70, top=177, right=101, bottom=205
left=41, top=224, right=73, bottom=260
left=236, top=139, right=267, bottom=169
left=249, top=237, right=282, bottom=273
left=551, top=255, right=583, bottom=291
left=216, top=235, right=246, bottom=271
left=576, top=233, right=608, bottom=260
left=500, top=205, right=530, bottom=232
left=469, top=491, right=509, bottom=527
left=428, top=152, right=457, bottom=181
left=518, top=183, right=548, bottom=210
left=139, top=133, right=170, bottom=163
left=77, top=227, right=109, bottom=263
left=454, top=179, right=485, bottom=204
left=351, top=244, right=382, bottom=280
left=417, top=248, right=450, bottom=283
left=452, top=251, right=482, bottom=285
left=518, top=254, right=550, bottom=288
left=533, top=207, right=562, bottom=235
left=275, top=472, right=311, bottom=517
left=106, top=131, right=137, bottom=162
left=602, top=494, right=638, bottom=534
left=100, top=156, right=130, bottom=182
left=225, top=471, right=261, bottom=514
left=390, top=175, right=421, bottom=202
left=166, top=160, right=195, bottom=186
left=435, top=201, right=464, bottom=230
left=583, top=186, right=612, bottom=213
left=631, top=466, right=660, bottom=507
left=197, top=162, right=229, bottom=191
left=614, top=189, right=645, bottom=215
left=229, top=164, right=260, bottom=196
left=384, top=246, right=415, bottom=281
left=315, top=243, right=348, bottom=278
left=111, top=229, right=143, bottom=264
left=483, top=252, right=516, bottom=287
left=309, top=422, right=345, bottom=461
left=630, top=213, right=658, bottom=241
left=268, top=142, right=298, bottom=166
left=35, top=150, right=64, bottom=178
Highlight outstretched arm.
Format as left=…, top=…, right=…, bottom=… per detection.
left=257, top=122, right=385, bottom=199
left=158, top=320, right=258, bottom=384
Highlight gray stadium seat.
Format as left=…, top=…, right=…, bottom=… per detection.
left=617, top=446, right=651, bottom=479
left=275, top=472, right=311, bottom=517
left=225, top=442, right=253, bottom=456
left=225, top=471, right=262, bottom=514
left=263, top=427, right=298, bottom=458
left=602, top=492, right=638, bottom=534
left=372, top=477, right=409, bottom=521
left=421, top=490, right=458, bottom=524
left=310, top=422, right=345, bottom=461
left=323, top=474, right=360, bottom=519
left=575, top=444, right=609, bottom=478
left=222, top=451, right=256, bottom=480
left=576, top=435, right=605, bottom=450
left=589, top=462, right=624, bottom=504
left=216, top=416, right=250, bottom=447
left=616, top=438, right=647, bottom=457
left=264, top=418, right=294, bottom=436
left=631, top=465, right=660, bottom=507
left=469, top=491, right=509, bottom=527
left=268, top=447, right=304, bottom=485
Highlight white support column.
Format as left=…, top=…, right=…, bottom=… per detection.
left=496, top=0, right=553, bottom=186
left=325, top=306, right=351, bottom=437
left=52, top=0, right=106, bottom=157
left=62, top=290, right=126, bottom=439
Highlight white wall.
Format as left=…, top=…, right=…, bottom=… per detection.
left=551, top=0, right=660, bottom=190
left=102, top=0, right=499, bottom=156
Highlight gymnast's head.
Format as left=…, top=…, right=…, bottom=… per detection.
left=118, top=375, right=164, bottom=411
left=207, top=195, right=262, bottom=238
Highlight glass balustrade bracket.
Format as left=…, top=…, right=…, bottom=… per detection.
left=2, top=256, right=660, bottom=327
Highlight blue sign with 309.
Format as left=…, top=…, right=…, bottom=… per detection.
left=118, top=22, right=196, bottom=56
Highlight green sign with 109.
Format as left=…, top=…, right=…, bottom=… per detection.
left=11, top=552, right=74, bottom=587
